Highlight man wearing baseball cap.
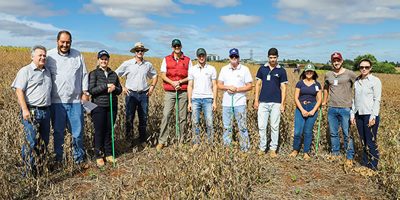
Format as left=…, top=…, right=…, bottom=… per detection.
left=115, top=42, right=158, bottom=149
left=217, top=48, right=253, bottom=152
left=157, top=39, right=193, bottom=151
left=187, top=48, right=217, bottom=148
left=323, top=51, right=357, bottom=167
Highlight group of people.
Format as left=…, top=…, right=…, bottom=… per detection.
left=12, top=30, right=381, bottom=176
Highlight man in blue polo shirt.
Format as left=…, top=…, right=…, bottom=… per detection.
left=254, top=48, right=288, bottom=158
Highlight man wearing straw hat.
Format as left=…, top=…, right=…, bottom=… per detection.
left=116, top=42, right=158, bottom=148
left=156, top=39, right=192, bottom=151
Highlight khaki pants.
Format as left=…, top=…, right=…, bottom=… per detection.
left=158, top=91, right=188, bottom=145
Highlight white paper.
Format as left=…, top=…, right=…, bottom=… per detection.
left=82, top=101, right=98, bottom=113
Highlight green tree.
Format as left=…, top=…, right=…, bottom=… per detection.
left=353, top=54, right=378, bottom=70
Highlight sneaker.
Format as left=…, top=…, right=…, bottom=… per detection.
left=269, top=150, right=278, bottom=158
left=303, top=153, right=311, bottom=161
left=156, top=143, right=164, bottom=152
left=257, top=150, right=265, bottom=156
left=105, top=156, right=116, bottom=164
left=96, top=158, right=105, bottom=167
left=289, top=150, right=298, bottom=157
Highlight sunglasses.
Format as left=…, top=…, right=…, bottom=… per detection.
left=136, top=49, right=144, bottom=53
left=359, top=66, right=371, bottom=70
left=173, top=45, right=181, bottom=48
left=230, top=55, right=239, bottom=59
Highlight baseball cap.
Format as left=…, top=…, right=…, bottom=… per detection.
left=97, top=50, right=110, bottom=58
left=331, top=52, right=343, bottom=61
left=304, top=63, right=316, bottom=72
left=229, top=48, right=239, bottom=57
left=171, top=39, right=182, bottom=47
left=196, top=48, right=207, bottom=56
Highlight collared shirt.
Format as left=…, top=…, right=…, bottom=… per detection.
left=188, top=63, right=217, bottom=99
left=46, top=48, right=88, bottom=103
left=324, top=69, right=357, bottom=108
left=256, top=63, right=288, bottom=103
left=351, top=74, right=381, bottom=120
left=218, top=64, right=253, bottom=107
left=160, top=56, right=193, bottom=72
left=11, top=62, right=52, bottom=107
left=115, top=58, right=157, bottom=91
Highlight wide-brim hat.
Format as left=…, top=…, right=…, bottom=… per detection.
left=130, top=42, right=149, bottom=53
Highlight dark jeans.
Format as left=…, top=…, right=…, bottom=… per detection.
left=355, top=114, right=380, bottom=170
left=91, top=106, right=117, bottom=158
left=125, top=91, right=149, bottom=144
left=293, top=102, right=318, bottom=153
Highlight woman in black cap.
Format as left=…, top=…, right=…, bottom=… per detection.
left=88, top=50, right=122, bottom=167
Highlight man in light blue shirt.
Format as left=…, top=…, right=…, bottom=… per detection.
left=12, top=45, right=52, bottom=176
left=115, top=42, right=157, bottom=148
left=46, top=30, right=89, bottom=165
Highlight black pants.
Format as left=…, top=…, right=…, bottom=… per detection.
left=91, top=106, right=117, bottom=158
left=355, top=114, right=380, bottom=170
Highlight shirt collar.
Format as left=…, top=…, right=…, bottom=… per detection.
left=196, top=63, right=208, bottom=68
left=264, top=63, right=281, bottom=69
left=170, top=52, right=185, bottom=60
left=30, top=62, right=46, bottom=71
left=229, top=63, right=241, bottom=70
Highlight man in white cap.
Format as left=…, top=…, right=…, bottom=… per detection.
left=115, top=42, right=158, bottom=148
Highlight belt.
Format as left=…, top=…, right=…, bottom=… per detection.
left=28, top=105, right=49, bottom=110
left=129, top=89, right=148, bottom=94
left=302, top=101, right=313, bottom=105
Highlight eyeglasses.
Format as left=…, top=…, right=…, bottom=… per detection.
left=230, top=55, right=239, bottom=59
left=359, top=66, right=371, bottom=70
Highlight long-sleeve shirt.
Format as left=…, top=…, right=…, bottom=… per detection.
left=351, top=74, right=382, bottom=120
left=46, top=48, right=88, bottom=103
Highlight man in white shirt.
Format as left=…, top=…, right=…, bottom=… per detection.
left=217, top=48, right=253, bottom=152
left=187, top=48, right=217, bottom=146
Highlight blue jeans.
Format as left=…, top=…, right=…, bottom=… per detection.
left=191, top=98, right=213, bottom=144
left=355, top=114, right=380, bottom=170
left=328, top=107, right=354, bottom=159
left=125, top=91, right=149, bottom=143
left=222, top=105, right=250, bottom=151
left=293, top=102, right=318, bottom=153
left=21, top=107, right=50, bottom=173
left=51, top=103, right=85, bottom=163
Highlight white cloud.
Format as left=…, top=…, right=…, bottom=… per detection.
left=0, top=0, right=61, bottom=16
left=180, top=0, right=240, bottom=8
left=0, top=13, right=59, bottom=37
left=276, top=0, right=400, bottom=25
left=82, top=0, right=187, bottom=28
left=220, top=14, right=261, bottom=27
left=349, top=32, right=400, bottom=41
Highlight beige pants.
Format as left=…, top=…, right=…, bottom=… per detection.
left=158, top=91, right=188, bottom=145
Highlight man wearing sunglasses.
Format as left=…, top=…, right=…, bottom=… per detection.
left=115, top=42, right=158, bottom=149
left=217, top=48, right=253, bottom=152
left=157, top=39, right=193, bottom=151
left=322, top=52, right=357, bottom=168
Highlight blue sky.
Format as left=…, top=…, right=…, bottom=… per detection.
left=0, top=0, right=399, bottom=63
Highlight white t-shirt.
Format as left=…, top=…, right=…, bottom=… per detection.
left=188, top=63, right=217, bottom=99
left=218, top=64, right=253, bottom=106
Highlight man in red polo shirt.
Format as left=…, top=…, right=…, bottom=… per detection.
left=157, top=39, right=193, bottom=151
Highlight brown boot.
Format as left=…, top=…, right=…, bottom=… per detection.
left=345, top=159, right=353, bottom=168
left=289, top=150, right=298, bottom=157
left=269, top=150, right=278, bottom=158
left=156, top=143, right=164, bottom=152
left=96, top=158, right=105, bottom=167
left=303, top=153, right=311, bottom=161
